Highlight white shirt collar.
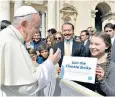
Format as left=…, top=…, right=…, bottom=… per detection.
left=111, top=37, right=115, bottom=45
left=84, top=39, right=88, bottom=46
left=9, top=25, right=25, bottom=43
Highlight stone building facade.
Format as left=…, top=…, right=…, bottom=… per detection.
left=0, top=0, right=115, bottom=37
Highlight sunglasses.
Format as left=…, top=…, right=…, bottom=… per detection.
left=55, top=37, right=62, bottom=40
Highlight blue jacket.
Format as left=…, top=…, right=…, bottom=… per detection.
left=37, top=56, right=47, bottom=64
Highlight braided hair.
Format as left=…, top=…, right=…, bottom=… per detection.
left=94, top=32, right=112, bottom=79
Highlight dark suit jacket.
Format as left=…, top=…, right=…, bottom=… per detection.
left=84, top=40, right=91, bottom=57
left=53, top=40, right=87, bottom=67
left=84, top=40, right=90, bottom=48
left=111, top=39, right=115, bottom=62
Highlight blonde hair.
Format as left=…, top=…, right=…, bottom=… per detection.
left=46, top=35, right=56, bottom=47
left=55, top=31, right=63, bottom=37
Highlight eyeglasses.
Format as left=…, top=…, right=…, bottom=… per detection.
left=105, top=30, right=113, bottom=32
left=55, top=37, right=62, bottom=40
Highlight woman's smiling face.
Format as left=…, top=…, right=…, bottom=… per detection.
left=89, top=36, right=108, bottom=58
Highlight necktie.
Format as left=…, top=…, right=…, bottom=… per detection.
left=65, top=42, right=70, bottom=56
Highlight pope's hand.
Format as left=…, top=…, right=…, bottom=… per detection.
left=48, top=48, right=61, bottom=65
left=36, top=51, right=40, bottom=56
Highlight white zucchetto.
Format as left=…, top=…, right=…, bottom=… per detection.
left=14, top=6, right=38, bottom=17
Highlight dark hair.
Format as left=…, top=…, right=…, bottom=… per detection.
left=62, top=22, right=74, bottom=31
left=39, top=31, right=41, bottom=37
left=1, top=20, right=11, bottom=30
left=104, top=23, right=114, bottom=30
left=47, top=28, right=57, bottom=34
left=81, top=30, right=89, bottom=36
left=113, top=24, right=115, bottom=30
left=74, top=36, right=81, bottom=41
left=35, top=30, right=41, bottom=36
left=37, top=42, right=50, bottom=53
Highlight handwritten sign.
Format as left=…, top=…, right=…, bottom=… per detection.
left=59, top=56, right=97, bottom=83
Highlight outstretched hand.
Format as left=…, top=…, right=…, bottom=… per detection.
left=48, top=48, right=61, bottom=65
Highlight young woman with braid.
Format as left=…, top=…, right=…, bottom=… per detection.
left=90, top=32, right=115, bottom=96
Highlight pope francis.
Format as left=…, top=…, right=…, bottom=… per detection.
left=0, top=6, right=61, bottom=96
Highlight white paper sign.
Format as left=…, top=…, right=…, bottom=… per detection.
left=59, top=56, right=97, bottom=84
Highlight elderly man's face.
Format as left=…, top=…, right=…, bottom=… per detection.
left=24, top=14, right=40, bottom=42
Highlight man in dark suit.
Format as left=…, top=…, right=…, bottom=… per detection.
left=104, top=23, right=115, bottom=62
left=53, top=23, right=87, bottom=67
left=80, top=30, right=91, bottom=56
left=53, top=23, right=94, bottom=91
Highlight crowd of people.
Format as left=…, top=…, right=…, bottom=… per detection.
left=0, top=5, right=115, bottom=96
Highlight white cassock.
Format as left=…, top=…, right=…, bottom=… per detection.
left=0, top=25, right=56, bottom=96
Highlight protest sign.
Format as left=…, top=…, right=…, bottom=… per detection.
left=59, top=56, right=97, bottom=83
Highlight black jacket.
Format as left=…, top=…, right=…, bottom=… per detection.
left=53, top=40, right=87, bottom=67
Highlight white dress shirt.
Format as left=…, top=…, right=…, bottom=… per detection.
left=111, top=36, right=115, bottom=46
left=84, top=39, right=88, bottom=46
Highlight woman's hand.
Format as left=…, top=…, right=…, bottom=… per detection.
left=96, top=65, right=105, bottom=81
